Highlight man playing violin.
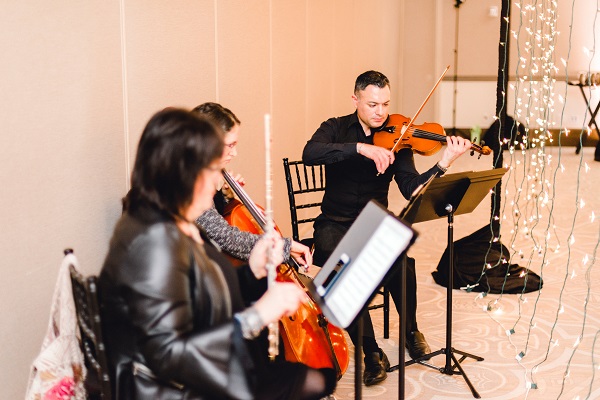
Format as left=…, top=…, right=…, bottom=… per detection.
left=302, top=70, right=471, bottom=386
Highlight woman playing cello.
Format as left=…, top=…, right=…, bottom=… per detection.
left=193, top=103, right=349, bottom=382
left=193, top=102, right=313, bottom=269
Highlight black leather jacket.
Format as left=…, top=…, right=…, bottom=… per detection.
left=98, top=205, right=264, bottom=399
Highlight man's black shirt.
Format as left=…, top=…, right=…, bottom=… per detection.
left=302, top=111, right=443, bottom=222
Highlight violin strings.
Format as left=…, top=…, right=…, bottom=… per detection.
left=410, top=128, right=485, bottom=152
left=409, top=127, right=446, bottom=142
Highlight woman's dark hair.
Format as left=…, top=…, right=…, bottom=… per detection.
left=354, top=70, right=390, bottom=95
left=125, top=108, right=224, bottom=218
left=192, top=102, right=240, bottom=134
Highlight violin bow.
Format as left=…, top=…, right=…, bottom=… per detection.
left=390, top=65, right=450, bottom=153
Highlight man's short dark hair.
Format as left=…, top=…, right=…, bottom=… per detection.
left=354, top=70, right=390, bottom=95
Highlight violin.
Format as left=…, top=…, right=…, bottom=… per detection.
left=371, top=65, right=490, bottom=160
left=221, top=170, right=350, bottom=379
left=373, top=113, right=491, bottom=157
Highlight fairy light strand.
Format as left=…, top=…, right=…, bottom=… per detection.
left=470, top=0, right=600, bottom=396
left=557, top=216, right=600, bottom=397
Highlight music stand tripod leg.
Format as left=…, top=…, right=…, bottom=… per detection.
left=398, top=254, right=406, bottom=399
left=405, top=205, right=484, bottom=398
left=440, top=205, right=483, bottom=398
left=354, top=314, right=363, bottom=400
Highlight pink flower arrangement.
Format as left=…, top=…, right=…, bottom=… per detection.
left=44, top=376, right=75, bottom=400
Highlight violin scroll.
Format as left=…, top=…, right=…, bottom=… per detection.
left=470, top=142, right=492, bottom=158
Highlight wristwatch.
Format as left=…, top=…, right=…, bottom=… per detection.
left=436, top=162, right=448, bottom=174
left=235, top=307, right=264, bottom=339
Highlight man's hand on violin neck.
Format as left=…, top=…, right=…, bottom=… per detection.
left=358, top=143, right=395, bottom=174
left=440, top=136, right=472, bottom=168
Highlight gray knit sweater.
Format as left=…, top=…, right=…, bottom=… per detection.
left=195, top=206, right=292, bottom=262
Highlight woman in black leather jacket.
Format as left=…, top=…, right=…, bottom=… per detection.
left=98, top=108, right=336, bottom=399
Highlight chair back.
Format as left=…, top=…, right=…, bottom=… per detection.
left=282, top=159, right=390, bottom=338
left=67, top=250, right=112, bottom=400
left=282, top=158, right=326, bottom=242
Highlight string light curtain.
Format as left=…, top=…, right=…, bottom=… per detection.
left=473, top=0, right=600, bottom=396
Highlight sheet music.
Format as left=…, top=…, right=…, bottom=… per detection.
left=322, top=215, right=414, bottom=328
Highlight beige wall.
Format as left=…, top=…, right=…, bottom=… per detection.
left=2, top=4, right=127, bottom=398
left=1, top=1, right=405, bottom=397
left=2, top=1, right=597, bottom=398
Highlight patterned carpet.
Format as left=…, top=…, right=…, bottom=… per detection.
left=326, top=147, right=600, bottom=399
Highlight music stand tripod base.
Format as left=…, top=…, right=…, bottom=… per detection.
left=418, top=204, right=483, bottom=398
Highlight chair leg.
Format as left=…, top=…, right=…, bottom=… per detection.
left=383, top=286, right=390, bottom=339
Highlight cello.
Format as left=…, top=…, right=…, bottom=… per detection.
left=221, top=169, right=350, bottom=379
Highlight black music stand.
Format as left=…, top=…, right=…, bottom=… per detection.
left=307, top=200, right=417, bottom=400
left=390, top=168, right=507, bottom=399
